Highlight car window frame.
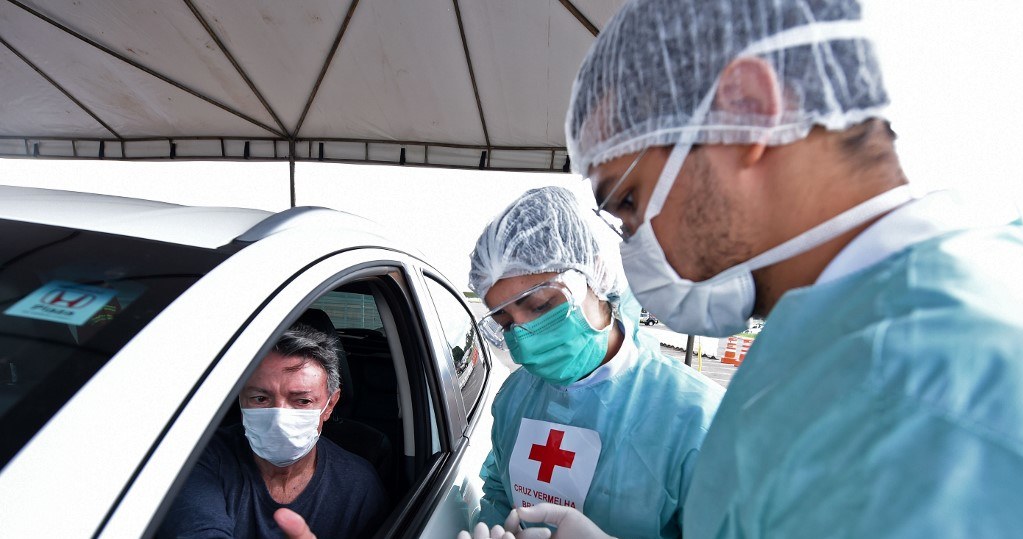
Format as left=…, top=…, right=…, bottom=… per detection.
left=94, top=248, right=449, bottom=538
left=0, top=229, right=353, bottom=538
left=419, top=270, right=492, bottom=430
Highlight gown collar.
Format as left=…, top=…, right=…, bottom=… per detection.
left=817, top=189, right=1019, bottom=285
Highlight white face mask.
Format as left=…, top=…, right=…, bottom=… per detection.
left=621, top=143, right=914, bottom=337
left=241, top=402, right=329, bottom=467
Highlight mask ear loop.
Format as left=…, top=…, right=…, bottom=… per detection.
left=561, top=270, right=615, bottom=332
left=319, top=395, right=333, bottom=419
left=641, top=84, right=716, bottom=223
left=559, top=270, right=589, bottom=304
left=643, top=142, right=694, bottom=223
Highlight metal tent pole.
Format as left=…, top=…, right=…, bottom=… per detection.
left=289, top=141, right=297, bottom=208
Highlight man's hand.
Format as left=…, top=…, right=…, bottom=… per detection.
left=505, top=504, right=613, bottom=539
left=275, top=508, right=317, bottom=539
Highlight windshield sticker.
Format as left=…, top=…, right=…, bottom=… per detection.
left=4, top=280, right=118, bottom=326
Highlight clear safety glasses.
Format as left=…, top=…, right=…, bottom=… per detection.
left=478, top=270, right=588, bottom=349
left=591, top=147, right=649, bottom=240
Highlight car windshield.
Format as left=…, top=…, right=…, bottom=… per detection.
left=0, top=219, right=236, bottom=467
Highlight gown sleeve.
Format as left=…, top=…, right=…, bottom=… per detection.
left=761, top=392, right=1023, bottom=538
left=476, top=384, right=516, bottom=527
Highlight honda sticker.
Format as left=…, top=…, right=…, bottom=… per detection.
left=5, top=280, right=117, bottom=326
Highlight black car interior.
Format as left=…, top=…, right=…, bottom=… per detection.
left=295, top=308, right=395, bottom=496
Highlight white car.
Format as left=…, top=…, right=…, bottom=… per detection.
left=0, top=186, right=493, bottom=538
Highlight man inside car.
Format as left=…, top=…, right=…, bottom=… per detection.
left=159, top=321, right=388, bottom=538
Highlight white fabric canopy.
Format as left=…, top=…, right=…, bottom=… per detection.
left=0, top=0, right=623, bottom=172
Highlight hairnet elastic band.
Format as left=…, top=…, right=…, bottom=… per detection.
left=585, top=107, right=884, bottom=179
left=742, top=20, right=872, bottom=58
left=578, top=20, right=875, bottom=178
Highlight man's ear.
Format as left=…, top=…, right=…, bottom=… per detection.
left=324, top=389, right=341, bottom=417
left=715, top=56, right=782, bottom=166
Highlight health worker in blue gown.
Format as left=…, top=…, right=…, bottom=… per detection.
left=474, top=0, right=1023, bottom=538
left=458, top=186, right=723, bottom=539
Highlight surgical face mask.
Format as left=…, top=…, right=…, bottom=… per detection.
left=620, top=143, right=914, bottom=336
left=504, top=301, right=611, bottom=386
left=241, top=401, right=328, bottom=467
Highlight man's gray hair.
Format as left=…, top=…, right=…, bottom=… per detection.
left=273, top=323, right=342, bottom=395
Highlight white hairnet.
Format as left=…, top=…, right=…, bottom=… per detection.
left=566, top=0, right=889, bottom=178
left=468, top=186, right=623, bottom=303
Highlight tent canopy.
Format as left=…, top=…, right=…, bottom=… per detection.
left=0, top=0, right=622, bottom=173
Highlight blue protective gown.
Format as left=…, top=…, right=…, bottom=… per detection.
left=478, top=309, right=723, bottom=539
left=684, top=201, right=1023, bottom=538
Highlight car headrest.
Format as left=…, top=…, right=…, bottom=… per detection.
left=295, top=308, right=356, bottom=418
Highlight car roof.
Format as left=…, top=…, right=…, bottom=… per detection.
left=0, top=185, right=395, bottom=250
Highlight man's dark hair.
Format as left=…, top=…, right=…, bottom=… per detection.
left=273, top=323, right=342, bottom=395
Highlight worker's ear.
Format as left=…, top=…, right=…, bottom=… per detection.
left=715, top=57, right=782, bottom=167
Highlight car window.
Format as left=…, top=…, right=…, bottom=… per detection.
left=313, top=290, right=384, bottom=331
left=312, top=287, right=405, bottom=453
left=423, top=276, right=488, bottom=416
left=312, top=275, right=446, bottom=488
left=0, top=219, right=234, bottom=467
left=155, top=269, right=446, bottom=538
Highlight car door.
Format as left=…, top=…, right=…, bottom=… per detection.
left=412, top=269, right=494, bottom=538
left=95, top=247, right=470, bottom=538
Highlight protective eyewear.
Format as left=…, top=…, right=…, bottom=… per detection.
left=478, top=270, right=588, bottom=349
left=591, top=147, right=649, bottom=240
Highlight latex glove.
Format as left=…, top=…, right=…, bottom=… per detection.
left=457, top=522, right=519, bottom=539
left=505, top=503, right=614, bottom=539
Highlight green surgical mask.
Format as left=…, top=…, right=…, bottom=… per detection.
left=505, top=302, right=611, bottom=386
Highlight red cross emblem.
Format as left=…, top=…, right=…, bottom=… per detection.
left=528, top=429, right=575, bottom=483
